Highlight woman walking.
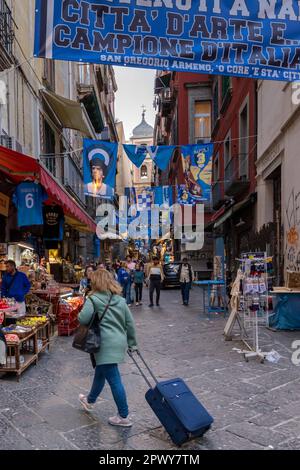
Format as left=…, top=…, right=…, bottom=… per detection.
left=147, top=257, right=164, bottom=307
left=78, top=269, right=138, bottom=427
left=133, top=263, right=144, bottom=306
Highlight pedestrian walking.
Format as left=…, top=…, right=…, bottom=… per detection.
left=78, top=269, right=138, bottom=427
left=79, top=265, right=95, bottom=297
left=133, top=263, right=144, bottom=306
left=147, top=257, right=164, bottom=307
left=117, top=263, right=132, bottom=306
left=179, top=258, right=194, bottom=306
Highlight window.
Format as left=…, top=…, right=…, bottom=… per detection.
left=44, top=59, right=55, bottom=90
left=43, top=120, right=56, bottom=177
left=194, top=101, right=211, bottom=142
left=78, top=64, right=91, bottom=84
left=141, top=165, right=148, bottom=179
left=239, top=102, right=249, bottom=179
left=213, top=83, right=219, bottom=128
left=224, top=134, right=231, bottom=168
left=0, top=0, right=14, bottom=57
left=213, top=154, right=219, bottom=182
left=222, top=76, right=231, bottom=100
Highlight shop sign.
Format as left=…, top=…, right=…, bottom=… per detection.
left=0, top=192, right=9, bottom=217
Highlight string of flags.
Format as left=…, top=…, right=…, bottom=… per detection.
left=83, top=139, right=214, bottom=202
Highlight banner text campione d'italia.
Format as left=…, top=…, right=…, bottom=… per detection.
left=35, top=0, right=300, bottom=81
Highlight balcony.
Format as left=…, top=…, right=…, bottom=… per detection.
left=212, top=181, right=225, bottom=210
left=0, top=0, right=15, bottom=69
left=224, top=157, right=250, bottom=197
left=161, top=87, right=175, bottom=117
left=77, top=84, right=104, bottom=134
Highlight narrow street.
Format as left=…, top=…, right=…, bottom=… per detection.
left=1, top=288, right=300, bottom=451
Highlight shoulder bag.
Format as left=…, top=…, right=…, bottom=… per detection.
left=72, top=293, right=113, bottom=354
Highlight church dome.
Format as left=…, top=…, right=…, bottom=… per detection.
left=132, top=110, right=154, bottom=139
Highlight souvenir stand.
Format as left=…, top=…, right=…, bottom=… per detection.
left=224, top=252, right=273, bottom=362
left=193, top=256, right=227, bottom=316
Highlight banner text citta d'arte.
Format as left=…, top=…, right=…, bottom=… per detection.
left=34, top=0, right=300, bottom=82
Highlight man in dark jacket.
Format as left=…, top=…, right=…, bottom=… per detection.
left=1, top=260, right=31, bottom=315
left=179, top=258, right=194, bottom=306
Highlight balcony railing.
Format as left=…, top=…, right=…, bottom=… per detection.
left=0, top=0, right=15, bottom=60
left=224, top=156, right=250, bottom=197
left=212, top=181, right=224, bottom=210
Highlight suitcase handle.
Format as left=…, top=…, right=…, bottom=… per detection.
left=128, top=349, right=158, bottom=388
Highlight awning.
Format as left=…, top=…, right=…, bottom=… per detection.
left=0, top=145, right=96, bottom=233
left=214, top=208, right=233, bottom=229
left=41, top=89, right=95, bottom=137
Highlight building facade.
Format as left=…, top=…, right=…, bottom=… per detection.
left=153, top=71, right=214, bottom=274
left=211, top=76, right=257, bottom=278
left=257, top=80, right=300, bottom=284
left=0, top=0, right=119, bottom=265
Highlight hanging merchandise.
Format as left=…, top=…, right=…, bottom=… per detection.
left=43, top=205, right=64, bottom=240
left=12, top=182, right=48, bottom=228
left=230, top=253, right=274, bottom=363
left=83, top=139, right=118, bottom=199
left=181, top=144, right=213, bottom=203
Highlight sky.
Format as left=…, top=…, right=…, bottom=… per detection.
left=114, top=66, right=156, bottom=141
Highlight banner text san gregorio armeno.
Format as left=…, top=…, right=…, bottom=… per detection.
left=35, top=0, right=300, bottom=81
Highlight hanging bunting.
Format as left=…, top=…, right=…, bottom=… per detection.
left=148, top=146, right=176, bottom=171
left=124, top=145, right=175, bottom=171
left=123, top=145, right=148, bottom=169
left=83, top=139, right=118, bottom=199
left=181, top=144, right=213, bottom=202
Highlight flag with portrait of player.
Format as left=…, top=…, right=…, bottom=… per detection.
left=83, top=139, right=118, bottom=199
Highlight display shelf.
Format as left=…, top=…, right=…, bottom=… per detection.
left=0, top=321, right=51, bottom=380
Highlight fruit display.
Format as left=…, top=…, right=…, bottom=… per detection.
left=17, top=316, right=48, bottom=328
left=0, top=299, right=10, bottom=309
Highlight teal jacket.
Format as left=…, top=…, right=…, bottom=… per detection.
left=134, top=271, right=144, bottom=284
left=78, top=291, right=138, bottom=366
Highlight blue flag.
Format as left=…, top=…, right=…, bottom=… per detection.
left=83, top=139, right=118, bottom=199
left=153, top=186, right=173, bottom=207
left=149, top=146, right=176, bottom=171
left=181, top=144, right=213, bottom=202
left=123, top=145, right=148, bottom=168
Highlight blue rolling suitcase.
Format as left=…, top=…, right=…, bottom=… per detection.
left=129, top=350, right=214, bottom=446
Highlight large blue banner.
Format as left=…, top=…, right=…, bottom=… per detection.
left=181, top=143, right=213, bottom=203
left=34, top=0, right=300, bottom=82
left=83, top=139, right=118, bottom=199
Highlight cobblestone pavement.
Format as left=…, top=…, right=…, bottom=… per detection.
left=1, top=287, right=300, bottom=450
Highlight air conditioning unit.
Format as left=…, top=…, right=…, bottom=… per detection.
left=196, top=138, right=211, bottom=145
left=162, top=88, right=172, bottom=101
left=0, top=135, right=23, bottom=153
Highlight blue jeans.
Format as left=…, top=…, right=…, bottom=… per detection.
left=123, top=282, right=132, bottom=304
left=181, top=282, right=191, bottom=305
left=88, top=364, right=129, bottom=418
